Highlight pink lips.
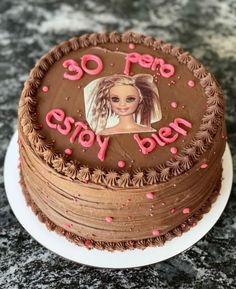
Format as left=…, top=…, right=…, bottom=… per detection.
left=117, top=107, right=129, bottom=113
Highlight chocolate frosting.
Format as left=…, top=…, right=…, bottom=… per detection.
left=18, top=32, right=226, bottom=249
left=19, top=164, right=223, bottom=250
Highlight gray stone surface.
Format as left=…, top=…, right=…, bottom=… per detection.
left=0, top=0, right=235, bottom=288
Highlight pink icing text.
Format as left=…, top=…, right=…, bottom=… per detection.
left=133, top=118, right=192, bottom=155
left=62, top=51, right=175, bottom=81
left=124, top=52, right=175, bottom=78
left=46, top=108, right=109, bottom=161
left=46, top=109, right=192, bottom=161
left=63, top=54, right=103, bottom=81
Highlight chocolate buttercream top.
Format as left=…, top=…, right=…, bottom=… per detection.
left=18, top=32, right=224, bottom=187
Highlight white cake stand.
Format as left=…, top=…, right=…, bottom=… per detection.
left=4, top=132, right=233, bottom=269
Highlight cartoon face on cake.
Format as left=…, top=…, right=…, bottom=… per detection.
left=84, top=74, right=162, bottom=135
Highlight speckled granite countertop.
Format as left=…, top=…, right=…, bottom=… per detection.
left=0, top=0, right=235, bottom=288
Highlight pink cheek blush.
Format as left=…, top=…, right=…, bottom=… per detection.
left=42, top=86, right=49, bottom=92
left=188, top=80, right=195, bottom=87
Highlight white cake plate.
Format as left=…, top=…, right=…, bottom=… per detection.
left=4, top=132, right=233, bottom=269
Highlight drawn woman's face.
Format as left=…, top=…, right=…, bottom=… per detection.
left=109, top=85, right=140, bottom=116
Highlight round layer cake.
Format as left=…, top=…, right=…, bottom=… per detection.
left=18, top=32, right=226, bottom=251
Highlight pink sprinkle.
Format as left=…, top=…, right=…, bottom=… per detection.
left=84, top=240, right=91, bottom=248
left=152, top=229, right=160, bottom=236
left=171, top=101, right=178, bottom=108
left=42, top=86, right=49, bottom=92
left=200, top=163, right=208, bottom=169
left=63, top=223, right=72, bottom=229
left=170, top=147, right=178, bottom=155
left=105, top=216, right=113, bottom=223
left=170, top=208, right=176, bottom=214
left=183, top=208, right=190, bottom=214
left=146, top=192, right=154, bottom=200
left=188, top=80, right=195, bottom=87
left=64, top=148, right=73, bottom=155
left=118, top=160, right=126, bottom=168
left=128, top=43, right=135, bottom=49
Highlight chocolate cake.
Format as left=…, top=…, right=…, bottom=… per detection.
left=18, top=32, right=226, bottom=251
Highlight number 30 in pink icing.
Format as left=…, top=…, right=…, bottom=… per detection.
left=63, top=54, right=103, bottom=81
left=63, top=59, right=83, bottom=80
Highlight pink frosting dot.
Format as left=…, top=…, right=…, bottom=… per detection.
left=170, top=147, right=178, bottom=155
left=183, top=208, right=190, bottom=214
left=84, top=240, right=91, bottom=248
left=152, top=229, right=160, bottom=236
left=42, top=86, right=49, bottom=92
left=146, top=192, right=154, bottom=200
left=200, top=163, right=208, bottom=169
left=171, top=101, right=178, bottom=108
left=64, top=148, right=73, bottom=155
left=63, top=223, right=72, bottom=228
left=118, top=160, right=126, bottom=168
left=128, top=43, right=135, bottom=49
left=188, top=80, right=195, bottom=87
left=105, top=216, right=113, bottom=223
